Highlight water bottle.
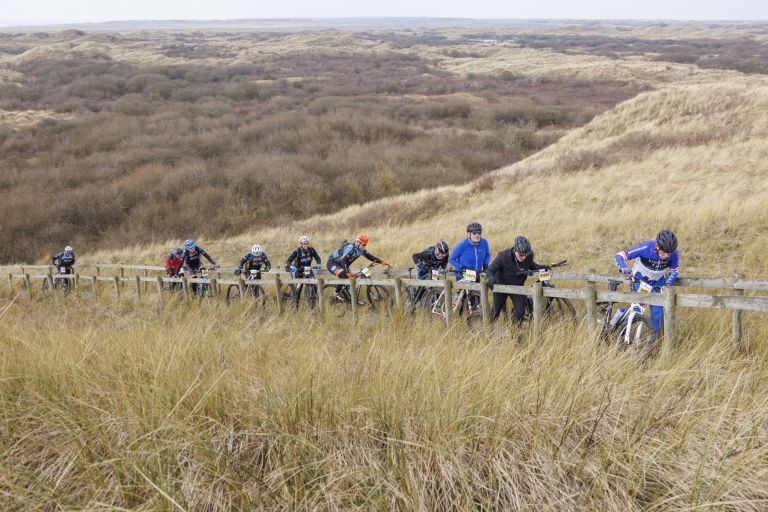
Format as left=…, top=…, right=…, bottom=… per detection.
left=610, top=307, right=626, bottom=326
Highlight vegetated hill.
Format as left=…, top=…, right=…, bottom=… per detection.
left=0, top=29, right=646, bottom=263
left=84, top=71, right=768, bottom=281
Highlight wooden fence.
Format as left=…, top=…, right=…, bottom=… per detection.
left=2, top=264, right=767, bottom=348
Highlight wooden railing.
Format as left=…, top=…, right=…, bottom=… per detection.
left=2, top=264, right=767, bottom=347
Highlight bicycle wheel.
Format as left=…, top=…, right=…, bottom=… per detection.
left=282, top=284, right=299, bottom=309
left=225, top=284, right=241, bottom=304
left=403, top=286, right=421, bottom=315
left=366, top=285, right=391, bottom=314
left=421, top=288, right=443, bottom=314
left=616, top=315, right=653, bottom=347
left=545, top=296, right=576, bottom=320
left=303, top=284, right=318, bottom=310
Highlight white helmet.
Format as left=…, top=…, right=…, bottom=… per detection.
left=298, top=235, right=310, bottom=244
left=250, top=244, right=263, bottom=256
left=64, top=246, right=73, bottom=253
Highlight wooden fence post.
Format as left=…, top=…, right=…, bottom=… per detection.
left=210, top=277, right=219, bottom=299
left=733, top=273, right=744, bottom=344
left=532, top=281, right=544, bottom=330
left=394, top=277, right=403, bottom=308
left=91, top=276, right=98, bottom=295
left=662, top=286, right=677, bottom=356
left=182, top=274, right=190, bottom=304
left=443, top=278, right=453, bottom=329
left=156, top=276, right=164, bottom=294
left=479, top=274, right=490, bottom=330
left=316, top=278, right=325, bottom=319
left=119, top=265, right=125, bottom=289
left=23, top=273, right=31, bottom=299
left=113, top=276, right=120, bottom=298
left=274, top=276, right=284, bottom=316
left=47, top=268, right=54, bottom=295
left=134, top=275, right=141, bottom=301
left=143, top=269, right=149, bottom=292
left=349, top=277, right=358, bottom=323
left=585, top=269, right=597, bottom=336
left=7, top=273, right=12, bottom=292
left=238, top=274, right=245, bottom=300
left=96, top=266, right=101, bottom=277
left=73, top=273, right=79, bottom=296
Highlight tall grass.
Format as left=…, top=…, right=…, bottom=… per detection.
left=1, top=294, right=767, bottom=509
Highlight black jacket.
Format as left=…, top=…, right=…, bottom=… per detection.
left=411, top=246, right=448, bottom=271
left=487, top=248, right=547, bottom=287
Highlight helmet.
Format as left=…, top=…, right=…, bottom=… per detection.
left=64, top=245, right=73, bottom=253
left=356, top=233, right=369, bottom=245
left=251, top=244, right=263, bottom=256
left=466, top=222, right=482, bottom=234
left=174, top=247, right=183, bottom=255
left=184, top=239, right=195, bottom=249
left=656, top=229, right=678, bottom=253
left=436, top=240, right=449, bottom=255
left=298, top=235, right=310, bottom=244
left=513, top=236, right=532, bottom=256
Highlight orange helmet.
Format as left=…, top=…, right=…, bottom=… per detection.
left=355, top=233, right=369, bottom=245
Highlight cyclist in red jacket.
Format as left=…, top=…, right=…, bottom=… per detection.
left=165, top=248, right=183, bottom=276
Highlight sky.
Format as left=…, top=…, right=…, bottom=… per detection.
left=1, top=0, right=766, bottom=26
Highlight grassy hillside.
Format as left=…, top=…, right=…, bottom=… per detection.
left=3, top=24, right=768, bottom=510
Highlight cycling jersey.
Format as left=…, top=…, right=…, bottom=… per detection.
left=448, top=237, right=490, bottom=278
left=328, top=242, right=382, bottom=273
left=240, top=252, right=271, bottom=272
left=51, top=251, right=76, bottom=268
left=614, top=240, right=679, bottom=286
left=412, top=245, right=448, bottom=279
left=165, top=256, right=181, bottom=276
left=177, top=246, right=216, bottom=272
left=286, top=246, right=321, bottom=269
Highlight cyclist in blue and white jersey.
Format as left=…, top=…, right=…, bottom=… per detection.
left=176, top=239, right=218, bottom=274
left=613, top=229, right=679, bottom=338
left=448, top=222, right=490, bottom=281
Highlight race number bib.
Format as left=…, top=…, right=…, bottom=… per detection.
left=464, top=269, right=477, bottom=281
left=638, top=281, right=653, bottom=293
left=431, top=269, right=440, bottom=280
left=361, top=267, right=371, bottom=277
left=538, top=269, right=551, bottom=282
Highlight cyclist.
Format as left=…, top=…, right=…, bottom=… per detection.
left=286, top=235, right=322, bottom=276
left=448, top=222, right=490, bottom=280
left=165, top=248, right=183, bottom=277
left=412, top=240, right=449, bottom=279
left=487, top=236, right=550, bottom=323
left=327, top=233, right=389, bottom=299
left=613, top=229, right=680, bottom=338
left=176, top=239, right=218, bottom=275
left=51, top=245, right=76, bottom=275
left=237, top=244, right=272, bottom=276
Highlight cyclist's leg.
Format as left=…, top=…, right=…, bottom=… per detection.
left=327, top=262, right=346, bottom=295
left=511, top=294, right=527, bottom=323
left=490, top=292, right=507, bottom=322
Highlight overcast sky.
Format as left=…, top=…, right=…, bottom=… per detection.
left=1, top=0, right=766, bottom=26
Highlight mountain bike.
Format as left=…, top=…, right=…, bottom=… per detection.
left=187, top=266, right=215, bottom=298
left=522, top=260, right=576, bottom=320
left=597, top=276, right=656, bottom=351
left=404, top=267, right=445, bottom=314
left=328, top=263, right=391, bottom=314
left=226, top=268, right=267, bottom=307
left=42, top=265, right=73, bottom=296
left=281, top=266, right=319, bottom=310
left=422, top=268, right=484, bottom=329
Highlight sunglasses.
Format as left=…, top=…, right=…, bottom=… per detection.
left=469, top=231, right=482, bottom=236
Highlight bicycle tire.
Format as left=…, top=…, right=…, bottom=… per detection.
left=366, top=285, right=391, bottom=314
left=225, top=284, right=242, bottom=305
left=422, top=288, right=444, bottom=315
left=403, top=286, right=421, bottom=315
left=303, top=284, right=318, bottom=310
left=545, top=296, right=576, bottom=319
left=282, top=284, right=299, bottom=309
left=616, top=315, right=653, bottom=347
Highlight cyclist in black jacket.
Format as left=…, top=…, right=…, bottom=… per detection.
left=487, top=236, right=550, bottom=323
left=412, top=240, right=449, bottom=279
left=286, top=235, right=322, bottom=276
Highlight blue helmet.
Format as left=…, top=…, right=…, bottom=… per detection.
left=184, top=239, right=195, bottom=249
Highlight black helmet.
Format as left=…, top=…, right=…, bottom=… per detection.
left=436, top=240, right=449, bottom=255
left=514, top=235, right=532, bottom=256
left=174, top=247, right=183, bottom=255
left=466, top=222, right=482, bottom=234
left=656, top=229, right=678, bottom=253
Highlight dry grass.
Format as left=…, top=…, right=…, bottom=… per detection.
left=1, top=293, right=767, bottom=510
